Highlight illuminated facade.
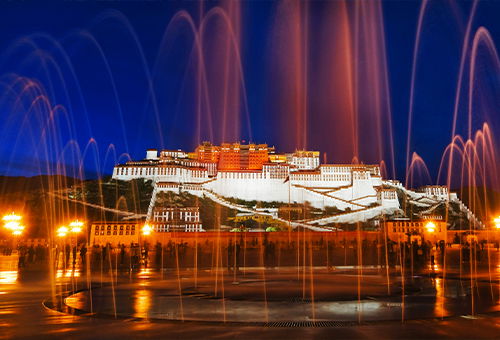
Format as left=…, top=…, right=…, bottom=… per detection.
left=384, top=218, right=447, bottom=243
left=218, top=143, right=271, bottom=170
left=153, top=206, right=203, bottom=232
left=90, top=221, right=141, bottom=246
left=288, top=150, right=320, bottom=170
left=111, top=142, right=462, bottom=227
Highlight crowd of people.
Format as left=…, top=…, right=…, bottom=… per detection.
left=0, top=235, right=498, bottom=273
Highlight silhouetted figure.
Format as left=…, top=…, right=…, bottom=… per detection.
left=131, top=244, right=140, bottom=270
left=65, top=244, right=71, bottom=267
left=18, top=246, right=27, bottom=268
left=142, top=245, right=149, bottom=268
left=80, top=245, right=87, bottom=266
left=27, top=245, right=35, bottom=263
left=120, top=244, right=126, bottom=266
left=235, top=241, right=241, bottom=272
left=102, top=244, right=108, bottom=264
left=155, top=243, right=162, bottom=268
left=72, top=246, right=77, bottom=266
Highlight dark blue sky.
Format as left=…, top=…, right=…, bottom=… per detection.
left=0, top=0, right=498, bottom=186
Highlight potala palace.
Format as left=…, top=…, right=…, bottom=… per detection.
left=112, top=142, right=476, bottom=231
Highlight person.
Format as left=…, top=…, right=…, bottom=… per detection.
left=141, top=245, right=149, bottom=268
left=55, top=245, right=61, bottom=267
left=35, top=244, right=44, bottom=263
left=227, top=241, right=234, bottom=271
left=65, top=244, right=71, bottom=267
left=80, top=244, right=87, bottom=266
left=131, top=244, right=140, bottom=270
left=102, top=244, right=108, bottom=264
left=120, top=244, right=126, bottom=266
left=155, top=242, right=162, bottom=268
left=430, top=246, right=436, bottom=268
left=72, top=245, right=77, bottom=266
left=18, top=246, right=27, bottom=268
left=27, top=245, right=35, bottom=264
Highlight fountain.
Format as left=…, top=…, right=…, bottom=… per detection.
left=0, top=0, right=498, bottom=333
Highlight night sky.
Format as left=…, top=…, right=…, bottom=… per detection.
left=0, top=0, right=498, bottom=187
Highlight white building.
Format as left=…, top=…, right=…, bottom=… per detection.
left=153, top=206, right=203, bottom=232
left=111, top=144, right=478, bottom=229
left=112, top=145, right=403, bottom=217
left=288, top=150, right=320, bottom=170
left=419, top=185, right=449, bottom=200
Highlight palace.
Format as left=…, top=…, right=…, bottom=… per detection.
left=112, top=142, right=459, bottom=231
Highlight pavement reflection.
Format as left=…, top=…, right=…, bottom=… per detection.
left=0, top=253, right=499, bottom=339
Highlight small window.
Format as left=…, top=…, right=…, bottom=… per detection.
left=126, top=231, right=130, bottom=235
left=107, top=226, right=111, bottom=231
left=114, top=226, right=117, bottom=230
left=131, top=231, right=135, bottom=235
left=113, top=231, right=117, bottom=235
left=107, top=231, right=111, bottom=235
left=126, top=226, right=130, bottom=230
left=119, top=231, right=123, bottom=235
left=100, top=231, right=104, bottom=235
left=131, top=226, right=135, bottom=230
left=95, top=231, right=99, bottom=235
left=120, top=226, right=124, bottom=230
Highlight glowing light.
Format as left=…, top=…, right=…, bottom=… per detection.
left=2, top=213, right=21, bottom=222
left=57, top=226, right=69, bottom=237
left=57, top=226, right=68, bottom=234
left=425, top=221, right=436, bottom=233
left=4, top=221, right=19, bottom=230
left=142, top=224, right=152, bottom=236
left=70, top=226, right=82, bottom=233
left=0, top=271, right=18, bottom=284
left=494, top=216, right=500, bottom=229
left=3, top=213, right=25, bottom=236
left=69, top=220, right=84, bottom=233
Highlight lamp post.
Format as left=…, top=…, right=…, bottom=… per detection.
left=494, top=217, right=500, bottom=230
left=57, top=221, right=83, bottom=267
left=425, top=221, right=436, bottom=233
left=3, top=213, right=25, bottom=249
left=69, top=220, right=83, bottom=266
left=142, top=223, right=152, bottom=236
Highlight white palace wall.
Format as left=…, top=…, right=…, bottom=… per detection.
left=113, top=161, right=399, bottom=212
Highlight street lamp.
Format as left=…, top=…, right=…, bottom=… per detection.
left=142, top=223, right=152, bottom=236
left=3, top=213, right=21, bottom=223
left=69, top=220, right=84, bottom=234
left=494, top=216, right=500, bottom=229
left=3, top=213, right=25, bottom=237
left=425, top=221, right=436, bottom=233
left=57, top=226, right=68, bottom=238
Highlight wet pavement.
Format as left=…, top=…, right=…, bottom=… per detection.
left=1, top=254, right=500, bottom=339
